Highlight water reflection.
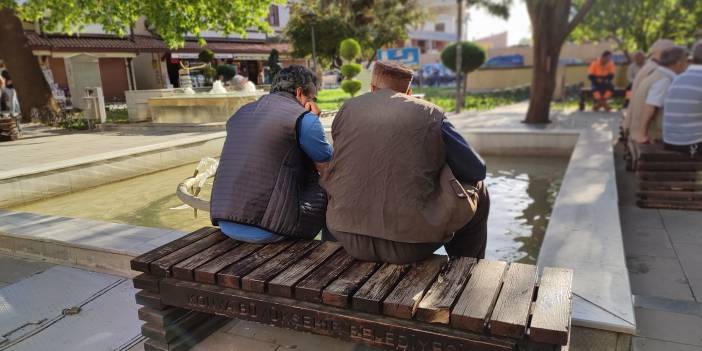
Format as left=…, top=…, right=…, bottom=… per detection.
left=479, top=155, right=567, bottom=264
left=10, top=156, right=567, bottom=264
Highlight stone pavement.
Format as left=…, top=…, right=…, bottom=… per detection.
left=0, top=123, right=216, bottom=172
left=614, top=143, right=702, bottom=350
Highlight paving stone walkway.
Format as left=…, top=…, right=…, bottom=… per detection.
left=0, top=124, right=215, bottom=172
left=614, top=143, right=702, bottom=351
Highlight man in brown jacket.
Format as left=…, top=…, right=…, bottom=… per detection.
left=322, top=61, right=489, bottom=264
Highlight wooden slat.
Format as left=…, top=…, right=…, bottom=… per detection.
left=133, top=273, right=160, bottom=292
left=193, top=242, right=263, bottom=284
left=241, top=240, right=321, bottom=293
left=489, top=262, right=538, bottom=339
left=138, top=306, right=189, bottom=328
left=150, top=231, right=227, bottom=277
left=416, top=257, right=477, bottom=324
left=352, top=263, right=410, bottom=314
left=636, top=171, right=702, bottom=182
left=637, top=144, right=702, bottom=161
left=383, top=255, right=447, bottom=319
left=141, top=310, right=211, bottom=344
left=294, top=250, right=356, bottom=302
left=637, top=161, right=702, bottom=171
left=143, top=314, right=230, bottom=351
left=267, top=241, right=342, bottom=297
left=451, top=260, right=508, bottom=333
left=529, top=267, right=573, bottom=346
left=322, top=261, right=379, bottom=308
left=131, top=227, right=218, bottom=273
left=171, top=239, right=240, bottom=281
left=216, top=240, right=296, bottom=288
left=638, top=180, right=702, bottom=191
left=636, top=190, right=702, bottom=200
left=136, top=290, right=166, bottom=310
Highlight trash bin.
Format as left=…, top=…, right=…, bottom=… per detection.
left=83, top=87, right=106, bottom=123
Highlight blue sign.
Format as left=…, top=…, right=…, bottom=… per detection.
left=377, top=47, right=420, bottom=66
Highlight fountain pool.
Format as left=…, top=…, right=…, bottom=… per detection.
left=9, top=155, right=567, bottom=264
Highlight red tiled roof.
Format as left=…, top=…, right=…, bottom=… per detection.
left=25, top=31, right=289, bottom=55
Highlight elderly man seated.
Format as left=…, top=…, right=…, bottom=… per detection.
left=588, top=51, right=616, bottom=111
left=629, top=46, right=689, bottom=145
left=321, top=61, right=489, bottom=264
left=663, top=41, right=702, bottom=155
left=210, top=65, right=332, bottom=243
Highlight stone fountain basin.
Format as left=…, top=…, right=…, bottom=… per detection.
left=148, top=92, right=265, bottom=124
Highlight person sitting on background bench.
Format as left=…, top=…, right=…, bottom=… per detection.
left=630, top=46, right=689, bottom=144
left=663, top=41, right=702, bottom=155
left=321, top=61, right=489, bottom=264
left=210, top=65, right=332, bottom=243
left=588, top=51, right=616, bottom=111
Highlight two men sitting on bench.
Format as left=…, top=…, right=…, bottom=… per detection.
left=211, top=62, right=489, bottom=264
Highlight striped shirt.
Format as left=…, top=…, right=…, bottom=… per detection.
left=663, top=65, right=702, bottom=145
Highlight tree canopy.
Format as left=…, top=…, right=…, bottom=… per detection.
left=441, top=42, right=487, bottom=74
left=0, top=0, right=279, bottom=48
left=285, top=0, right=425, bottom=68
left=570, top=0, right=702, bottom=54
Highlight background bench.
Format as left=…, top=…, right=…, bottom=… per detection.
left=634, top=143, right=702, bottom=210
left=578, top=87, right=626, bottom=111
left=131, top=227, right=573, bottom=351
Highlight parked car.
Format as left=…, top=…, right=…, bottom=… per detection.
left=416, top=63, right=455, bottom=87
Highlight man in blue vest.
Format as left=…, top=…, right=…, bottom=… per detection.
left=210, top=65, right=332, bottom=243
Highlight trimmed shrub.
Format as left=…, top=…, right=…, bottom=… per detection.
left=339, top=38, right=361, bottom=61
left=440, top=42, right=487, bottom=74
left=216, top=64, right=238, bottom=81
left=341, top=80, right=362, bottom=96
left=340, top=63, right=362, bottom=79
left=198, top=49, right=215, bottom=63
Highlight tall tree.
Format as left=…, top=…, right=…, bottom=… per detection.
left=571, top=0, right=702, bottom=55
left=0, top=0, right=277, bottom=123
left=285, top=0, right=425, bottom=68
left=524, top=0, right=596, bottom=124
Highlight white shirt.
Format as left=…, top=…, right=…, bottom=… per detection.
left=645, top=66, right=677, bottom=107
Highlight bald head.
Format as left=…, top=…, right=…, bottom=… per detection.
left=371, top=61, right=414, bottom=94
left=650, top=39, right=675, bottom=61
left=693, top=40, right=702, bottom=64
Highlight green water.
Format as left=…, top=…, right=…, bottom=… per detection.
left=9, top=156, right=567, bottom=264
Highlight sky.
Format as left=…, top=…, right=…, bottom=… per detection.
left=466, top=1, right=532, bottom=46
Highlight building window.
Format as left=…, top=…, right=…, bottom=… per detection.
left=435, top=23, right=445, bottom=32
left=269, top=5, right=280, bottom=26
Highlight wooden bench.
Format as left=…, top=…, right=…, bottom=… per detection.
left=131, top=227, right=573, bottom=351
left=0, top=116, right=19, bottom=141
left=578, top=87, right=626, bottom=111
left=634, top=143, right=702, bottom=210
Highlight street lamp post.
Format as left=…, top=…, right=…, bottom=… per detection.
left=303, top=10, right=318, bottom=74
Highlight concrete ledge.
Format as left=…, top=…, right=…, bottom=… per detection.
left=0, top=210, right=185, bottom=277
left=0, top=132, right=225, bottom=208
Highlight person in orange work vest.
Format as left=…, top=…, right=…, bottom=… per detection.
left=588, top=51, right=616, bottom=112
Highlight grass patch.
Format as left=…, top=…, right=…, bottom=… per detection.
left=105, top=108, right=129, bottom=124
left=317, top=87, right=527, bottom=112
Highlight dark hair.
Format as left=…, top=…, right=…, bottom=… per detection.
left=602, top=50, right=612, bottom=57
left=271, top=65, right=317, bottom=96
left=659, top=46, right=689, bottom=67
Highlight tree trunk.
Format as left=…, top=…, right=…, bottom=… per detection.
left=0, top=9, right=60, bottom=123
left=524, top=0, right=595, bottom=124
left=524, top=11, right=562, bottom=124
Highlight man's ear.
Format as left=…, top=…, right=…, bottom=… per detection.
left=370, top=84, right=377, bottom=92
left=295, top=87, right=303, bottom=98
left=407, top=87, right=413, bottom=96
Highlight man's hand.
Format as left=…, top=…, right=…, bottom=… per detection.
left=305, top=101, right=321, bottom=115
